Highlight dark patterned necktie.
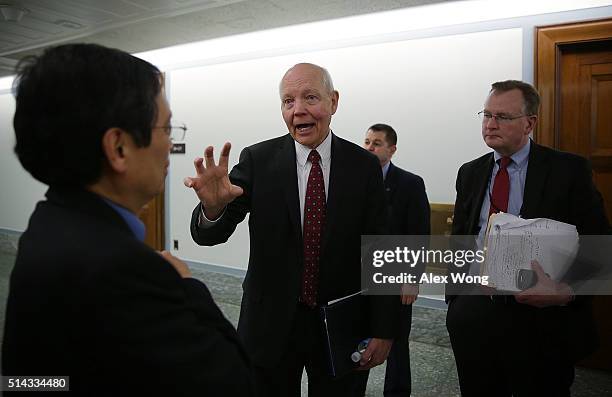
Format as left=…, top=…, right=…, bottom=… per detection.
left=300, top=150, right=326, bottom=307
left=489, top=157, right=512, bottom=216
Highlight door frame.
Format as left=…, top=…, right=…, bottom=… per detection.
left=535, top=17, right=612, bottom=372
left=534, top=17, right=612, bottom=148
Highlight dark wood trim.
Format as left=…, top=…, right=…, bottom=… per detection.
left=154, top=190, right=165, bottom=251
left=534, top=18, right=612, bottom=148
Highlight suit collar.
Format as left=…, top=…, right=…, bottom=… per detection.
left=45, top=186, right=134, bottom=237
left=321, top=134, right=345, bottom=253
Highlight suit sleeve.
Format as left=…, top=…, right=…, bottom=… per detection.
left=563, top=157, right=611, bottom=293
left=88, top=254, right=254, bottom=395
left=408, top=176, right=431, bottom=236
left=364, top=157, right=399, bottom=338
left=451, top=165, right=470, bottom=236
left=190, top=147, right=253, bottom=246
left=446, top=165, right=471, bottom=302
left=569, top=157, right=610, bottom=235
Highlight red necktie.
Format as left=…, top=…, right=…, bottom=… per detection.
left=300, top=150, right=326, bottom=307
left=489, top=157, right=511, bottom=217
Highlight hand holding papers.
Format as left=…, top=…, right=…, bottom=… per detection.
left=481, top=213, right=579, bottom=292
left=515, top=260, right=575, bottom=307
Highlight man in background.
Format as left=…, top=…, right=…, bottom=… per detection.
left=354, top=123, right=430, bottom=396
left=186, top=63, right=398, bottom=396
left=447, top=80, right=609, bottom=396
left=2, top=43, right=252, bottom=395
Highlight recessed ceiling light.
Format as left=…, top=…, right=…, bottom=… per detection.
left=54, top=19, right=83, bottom=29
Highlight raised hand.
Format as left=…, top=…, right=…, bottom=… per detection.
left=184, top=142, right=243, bottom=220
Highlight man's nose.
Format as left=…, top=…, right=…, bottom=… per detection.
left=485, top=116, right=499, bottom=128
left=293, top=98, right=307, bottom=114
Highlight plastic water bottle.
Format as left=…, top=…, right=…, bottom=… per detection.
left=350, top=338, right=371, bottom=363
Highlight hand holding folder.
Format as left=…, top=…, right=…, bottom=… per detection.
left=319, top=291, right=369, bottom=377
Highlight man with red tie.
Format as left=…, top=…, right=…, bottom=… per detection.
left=446, top=80, right=609, bottom=396
left=186, top=63, right=398, bottom=396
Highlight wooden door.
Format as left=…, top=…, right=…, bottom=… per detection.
left=138, top=72, right=166, bottom=252
left=559, top=41, right=612, bottom=218
left=536, top=19, right=612, bottom=371
left=138, top=190, right=164, bottom=251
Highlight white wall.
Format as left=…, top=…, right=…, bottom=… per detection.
left=169, top=28, right=522, bottom=269
left=1, top=4, right=611, bottom=273
left=0, top=91, right=46, bottom=232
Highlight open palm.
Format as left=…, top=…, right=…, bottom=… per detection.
left=184, top=142, right=243, bottom=219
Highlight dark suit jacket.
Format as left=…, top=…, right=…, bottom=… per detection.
left=190, top=133, right=398, bottom=367
left=384, top=162, right=430, bottom=236
left=450, top=140, right=610, bottom=360
left=2, top=187, right=253, bottom=396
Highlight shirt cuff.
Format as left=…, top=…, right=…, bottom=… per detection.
left=198, top=203, right=226, bottom=228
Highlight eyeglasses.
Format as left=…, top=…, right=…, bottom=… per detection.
left=154, top=121, right=187, bottom=142
left=478, top=111, right=530, bottom=124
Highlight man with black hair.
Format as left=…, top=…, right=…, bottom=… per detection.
left=355, top=123, right=430, bottom=396
left=2, top=43, right=253, bottom=395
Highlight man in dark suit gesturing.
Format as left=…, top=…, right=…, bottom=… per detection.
left=186, top=63, right=397, bottom=396
left=446, top=80, right=609, bottom=396
left=2, top=44, right=253, bottom=395
left=353, top=123, right=430, bottom=396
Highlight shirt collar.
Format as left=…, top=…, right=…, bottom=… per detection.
left=295, top=129, right=333, bottom=167
left=493, top=138, right=531, bottom=168
left=102, top=198, right=146, bottom=242
left=382, top=161, right=391, bottom=180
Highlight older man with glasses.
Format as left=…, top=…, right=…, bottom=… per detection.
left=446, top=80, right=609, bottom=396
left=2, top=43, right=253, bottom=395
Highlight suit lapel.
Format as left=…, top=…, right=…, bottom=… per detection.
left=321, top=134, right=344, bottom=252
left=277, top=134, right=302, bottom=241
left=468, top=155, right=494, bottom=234
left=520, top=141, right=549, bottom=218
left=384, top=162, right=397, bottom=203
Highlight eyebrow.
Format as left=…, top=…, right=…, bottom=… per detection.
left=483, top=110, right=514, bottom=116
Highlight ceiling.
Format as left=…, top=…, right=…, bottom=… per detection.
left=0, top=0, right=448, bottom=77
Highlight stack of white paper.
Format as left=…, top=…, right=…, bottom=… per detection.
left=481, top=213, right=579, bottom=291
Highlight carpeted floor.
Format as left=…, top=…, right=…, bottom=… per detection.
left=1, top=230, right=611, bottom=396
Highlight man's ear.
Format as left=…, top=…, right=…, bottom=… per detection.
left=101, top=128, right=129, bottom=173
left=389, top=145, right=397, bottom=157
left=526, top=115, right=538, bottom=134
left=330, top=90, right=339, bottom=115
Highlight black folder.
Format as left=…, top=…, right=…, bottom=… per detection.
left=319, top=291, right=369, bottom=377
